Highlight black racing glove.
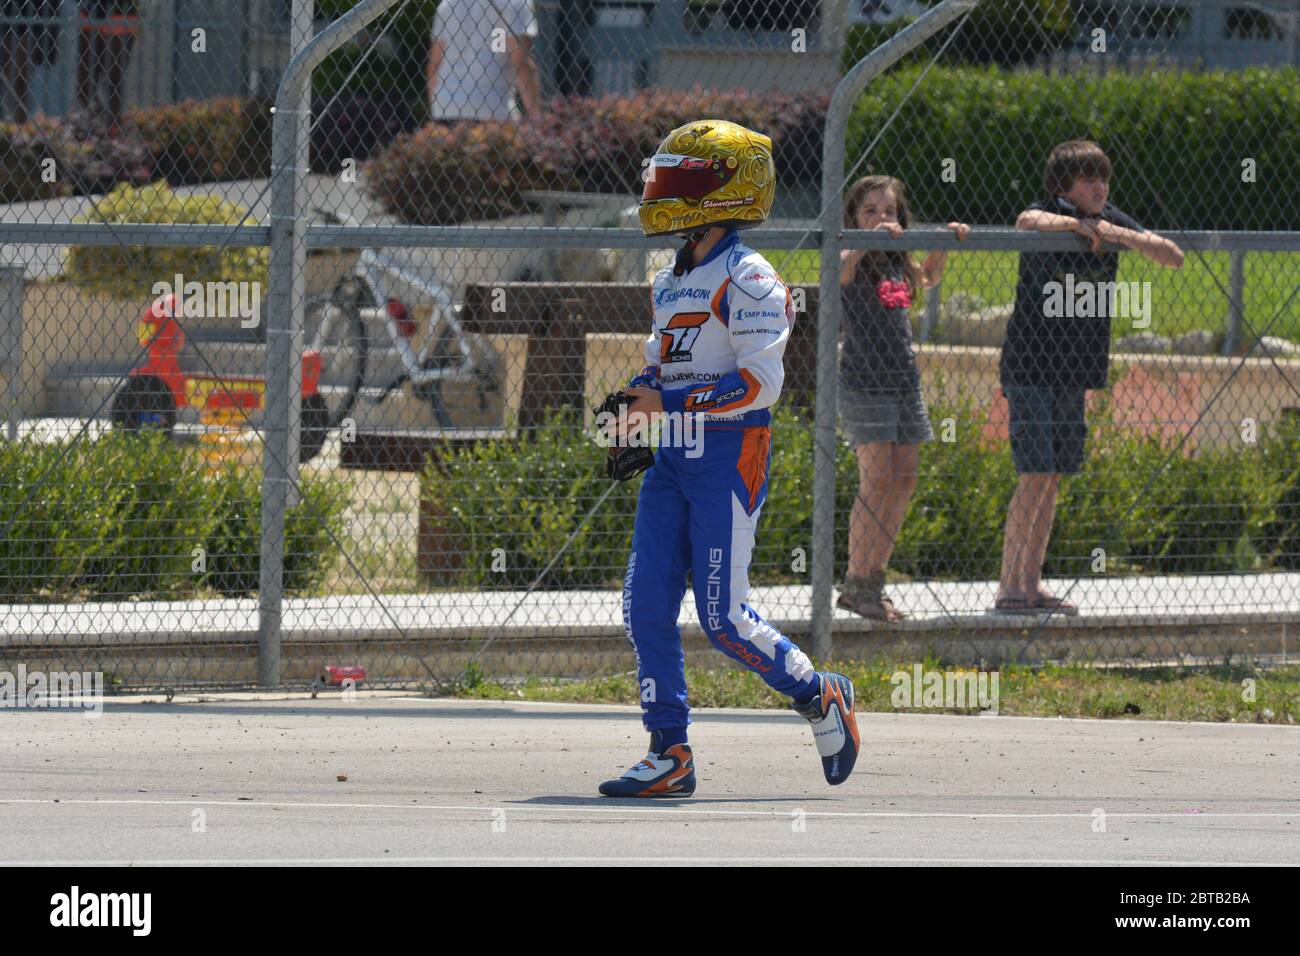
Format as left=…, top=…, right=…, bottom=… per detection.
left=594, top=391, right=654, bottom=481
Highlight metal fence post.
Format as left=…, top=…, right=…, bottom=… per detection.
left=0, top=264, right=23, bottom=441
left=260, top=0, right=405, bottom=687
left=812, top=0, right=980, bottom=662
left=260, top=107, right=295, bottom=688
left=58, top=0, right=77, bottom=116
left=1289, top=0, right=1298, bottom=68
left=285, top=0, right=314, bottom=486
left=921, top=279, right=942, bottom=343
left=1223, top=249, right=1245, bottom=356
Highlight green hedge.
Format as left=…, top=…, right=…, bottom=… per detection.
left=1256, top=415, right=1300, bottom=571
left=420, top=403, right=1300, bottom=589
left=0, top=431, right=349, bottom=600
left=847, top=65, right=1300, bottom=231
left=8, top=64, right=1294, bottom=235
left=893, top=395, right=1291, bottom=580
left=423, top=411, right=642, bottom=589
left=841, top=19, right=923, bottom=73
left=199, top=461, right=354, bottom=596
left=312, top=0, right=439, bottom=111
left=841, top=2, right=1074, bottom=70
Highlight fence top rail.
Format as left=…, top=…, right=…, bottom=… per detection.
left=0, top=223, right=270, bottom=249
left=1, top=222, right=1298, bottom=252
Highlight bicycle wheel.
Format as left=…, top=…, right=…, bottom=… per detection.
left=303, top=293, right=368, bottom=432
left=299, top=392, right=330, bottom=464
left=413, top=325, right=503, bottom=428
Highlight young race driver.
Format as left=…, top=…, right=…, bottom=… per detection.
left=596, top=119, right=860, bottom=797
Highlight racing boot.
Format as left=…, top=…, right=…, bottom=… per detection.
left=793, top=672, right=860, bottom=785
left=598, top=730, right=696, bottom=797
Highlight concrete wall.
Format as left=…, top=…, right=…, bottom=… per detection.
left=12, top=283, right=146, bottom=417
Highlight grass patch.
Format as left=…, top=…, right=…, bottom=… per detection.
left=452, top=660, right=1300, bottom=724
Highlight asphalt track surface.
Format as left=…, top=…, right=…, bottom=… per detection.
left=3, top=694, right=1298, bottom=866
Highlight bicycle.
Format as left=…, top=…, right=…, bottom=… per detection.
left=304, top=207, right=502, bottom=443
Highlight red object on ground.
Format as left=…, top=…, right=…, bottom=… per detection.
left=131, top=293, right=322, bottom=408
left=321, top=666, right=366, bottom=686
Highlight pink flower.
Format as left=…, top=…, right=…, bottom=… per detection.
left=875, top=279, right=912, bottom=310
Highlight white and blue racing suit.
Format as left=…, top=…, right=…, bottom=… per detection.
left=623, top=228, right=818, bottom=732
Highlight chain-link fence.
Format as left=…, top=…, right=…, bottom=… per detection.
left=1, top=0, right=1298, bottom=692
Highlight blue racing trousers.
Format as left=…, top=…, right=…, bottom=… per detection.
left=621, top=418, right=819, bottom=731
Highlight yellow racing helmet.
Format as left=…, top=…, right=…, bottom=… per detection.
left=638, top=119, right=776, bottom=238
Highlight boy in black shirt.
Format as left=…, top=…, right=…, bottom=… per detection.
left=995, top=140, right=1183, bottom=614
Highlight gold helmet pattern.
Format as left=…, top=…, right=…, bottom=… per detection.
left=638, top=119, right=776, bottom=238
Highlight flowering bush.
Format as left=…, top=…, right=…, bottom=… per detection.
left=363, top=120, right=553, bottom=225
left=366, top=87, right=830, bottom=224
left=127, top=96, right=271, bottom=185
left=0, top=111, right=153, bottom=201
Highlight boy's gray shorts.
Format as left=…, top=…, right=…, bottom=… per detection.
left=839, top=387, right=934, bottom=445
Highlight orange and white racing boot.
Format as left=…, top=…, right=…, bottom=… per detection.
left=598, top=730, right=696, bottom=797
left=793, top=671, right=861, bottom=785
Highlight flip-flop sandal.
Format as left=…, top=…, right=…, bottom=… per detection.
left=1034, top=594, right=1079, bottom=616
left=991, top=596, right=1041, bottom=616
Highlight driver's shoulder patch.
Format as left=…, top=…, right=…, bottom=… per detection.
left=726, top=247, right=780, bottom=301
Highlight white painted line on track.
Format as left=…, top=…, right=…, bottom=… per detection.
left=387, top=697, right=1300, bottom=729
left=2, top=857, right=1291, bottom=867
left=2, top=798, right=1297, bottom=820
left=38, top=693, right=1295, bottom=731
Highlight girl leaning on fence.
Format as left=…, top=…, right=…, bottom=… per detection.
left=836, top=175, right=969, bottom=622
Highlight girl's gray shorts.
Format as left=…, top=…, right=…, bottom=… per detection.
left=839, top=387, right=934, bottom=445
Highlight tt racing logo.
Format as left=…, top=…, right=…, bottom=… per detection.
left=661, top=311, right=710, bottom=364
left=685, top=385, right=745, bottom=411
